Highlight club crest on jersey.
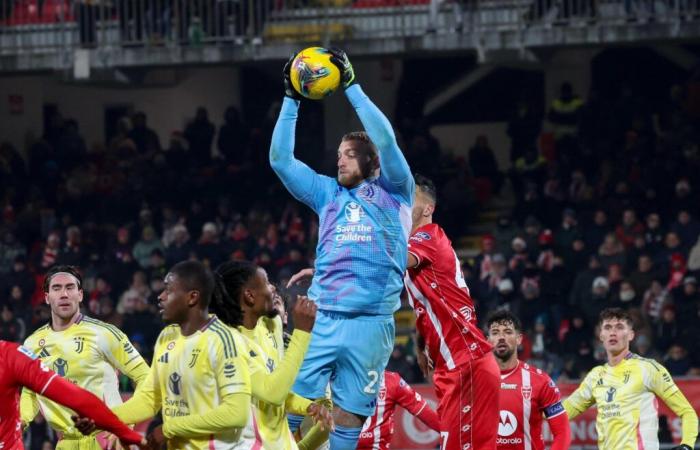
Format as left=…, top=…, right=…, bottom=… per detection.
left=53, top=358, right=68, bottom=377
left=358, top=184, right=375, bottom=201
left=169, top=372, right=182, bottom=395
left=74, top=337, right=85, bottom=354
left=521, top=385, right=532, bottom=400
left=623, top=370, right=631, bottom=384
left=188, top=349, right=201, bottom=368
left=415, top=231, right=431, bottom=241
left=378, top=386, right=387, bottom=401
left=344, top=202, right=363, bottom=223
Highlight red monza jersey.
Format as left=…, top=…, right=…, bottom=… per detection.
left=358, top=371, right=439, bottom=450
left=497, top=361, right=565, bottom=450
left=404, top=223, right=492, bottom=371
left=0, top=341, right=58, bottom=450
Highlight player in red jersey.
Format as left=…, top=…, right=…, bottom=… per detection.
left=486, top=310, right=571, bottom=450
left=357, top=370, right=440, bottom=450
left=0, top=340, right=144, bottom=450
left=405, top=174, right=500, bottom=450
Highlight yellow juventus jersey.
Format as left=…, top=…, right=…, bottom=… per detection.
left=564, top=352, right=698, bottom=450
left=20, top=314, right=149, bottom=437
left=239, top=316, right=311, bottom=450
left=114, top=316, right=252, bottom=450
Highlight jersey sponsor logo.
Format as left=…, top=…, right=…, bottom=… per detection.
left=345, top=202, right=364, bottom=223
left=188, top=349, right=201, bottom=368
left=498, top=410, right=518, bottom=437
left=605, top=387, right=616, bottom=402
left=17, top=345, right=39, bottom=360
left=500, top=383, right=517, bottom=390
left=74, top=337, right=85, bottom=354
left=266, top=358, right=275, bottom=373
left=544, top=401, right=565, bottom=418
left=169, top=372, right=182, bottom=395
left=53, top=358, right=68, bottom=377
left=521, top=385, right=532, bottom=400
left=224, top=363, right=237, bottom=378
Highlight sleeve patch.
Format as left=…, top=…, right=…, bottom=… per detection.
left=17, top=345, right=39, bottom=360
left=410, top=231, right=432, bottom=242
left=544, top=401, right=565, bottom=418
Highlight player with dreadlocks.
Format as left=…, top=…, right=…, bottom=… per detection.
left=212, top=260, right=333, bottom=449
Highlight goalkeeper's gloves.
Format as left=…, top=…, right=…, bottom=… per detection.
left=283, top=54, right=302, bottom=101
left=670, top=445, right=693, bottom=450
left=329, top=47, right=356, bottom=89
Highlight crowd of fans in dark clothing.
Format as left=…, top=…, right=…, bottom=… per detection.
left=1, top=72, right=700, bottom=391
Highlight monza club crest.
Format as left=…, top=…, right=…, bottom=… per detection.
left=521, top=385, right=532, bottom=400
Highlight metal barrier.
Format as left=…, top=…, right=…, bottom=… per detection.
left=0, top=0, right=699, bottom=57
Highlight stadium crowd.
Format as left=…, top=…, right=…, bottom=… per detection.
left=0, top=72, right=699, bottom=400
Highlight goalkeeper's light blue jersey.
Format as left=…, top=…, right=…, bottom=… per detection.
left=270, top=84, right=414, bottom=316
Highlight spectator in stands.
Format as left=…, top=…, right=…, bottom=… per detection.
left=196, top=222, right=225, bottom=267
left=58, top=225, right=86, bottom=267
left=0, top=304, right=24, bottom=342
left=629, top=253, right=656, bottom=296
left=564, top=238, right=589, bottom=276
left=508, top=237, right=530, bottom=276
left=664, top=343, right=691, bottom=376
left=562, top=312, right=591, bottom=355
left=676, top=276, right=700, bottom=331
left=105, top=226, right=133, bottom=265
left=474, top=234, right=497, bottom=281
left=128, top=112, right=161, bottom=154
left=687, top=235, right=700, bottom=272
left=581, top=276, right=610, bottom=324
left=555, top=208, right=580, bottom=254
left=656, top=231, right=684, bottom=272
left=666, top=252, right=687, bottom=291
left=614, top=280, right=640, bottom=309
left=164, top=224, right=194, bottom=267
left=567, top=169, right=594, bottom=206
left=184, top=107, right=216, bottom=166
left=642, top=279, right=671, bottom=323
left=520, top=268, right=545, bottom=329
left=671, top=209, right=700, bottom=252
left=584, top=209, right=610, bottom=251
left=655, top=306, right=679, bottom=354
left=644, top=212, right=665, bottom=255
left=536, top=230, right=556, bottom=272
left=132, top=226, right=163, bottom=269
left=117, top=271, right=151, bottom=315
left=494, top=216, right=520, bottom=258
left=598, top=233, right=626, bottom=269
left=615, top=208, right=644, bottom=249
left=548, top=82, right=583, bottom=142
left=33, top=231, right=61, bottom=273
left=0, top=231, right=25, bottom=276
left=570, top=255, right=605, bottom=309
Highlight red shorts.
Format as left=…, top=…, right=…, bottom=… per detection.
left=433, top=353, right=500, bottom=450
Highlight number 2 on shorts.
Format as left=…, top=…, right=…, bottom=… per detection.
left=363, top=370, right=379, bottom=394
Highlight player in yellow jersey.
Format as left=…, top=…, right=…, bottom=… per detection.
left=74, top=260, right=253, bottom=450
left=564, top=308, right=698, bottom=450
left=213, top=260, right=333, bottom=450
left=19, top=265, right=149, bottom=450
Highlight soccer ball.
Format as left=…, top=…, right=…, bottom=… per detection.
left=290, top=47, right=341, bottom=100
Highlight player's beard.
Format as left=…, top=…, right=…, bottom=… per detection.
left=494, top=346, right=515, bottom=363
left=265, top=308, right=279, bottom=319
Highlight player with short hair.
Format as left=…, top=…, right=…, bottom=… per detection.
left=0, top=340, right=145, bottom=449
left=212, top=260, right=332, bottom=450
left=270, top=48, right=414, bottom=450
left=20, top=265, right=149, bottom=450
left=486, top=310, right=571, bottom=450
left=405, top=173, right=500, bottom=450
left=95, top=260, right=253, bottom=449
left=564, top=307, right=698, bottom=450
left=357, top=370, right=440, bottom=450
